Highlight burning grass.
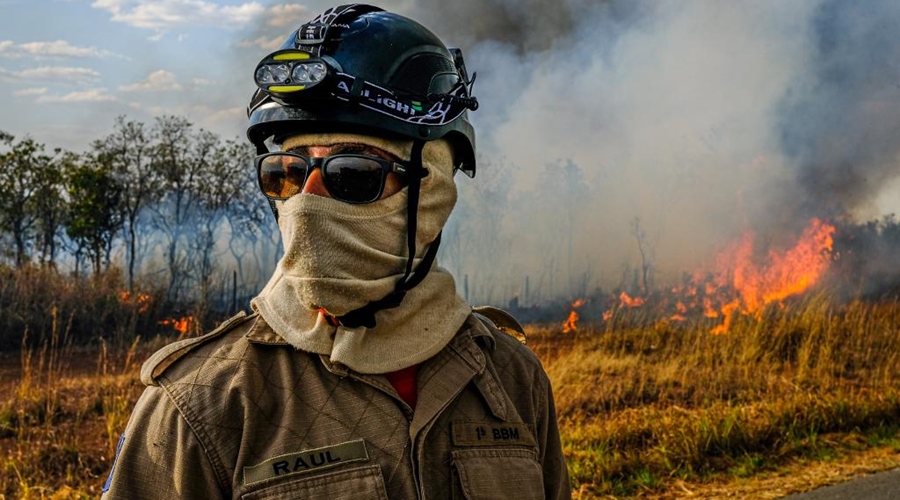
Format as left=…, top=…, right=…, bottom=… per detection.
left=542, top=295, right=900, bottom=497
left=3, top=296, right=900, bottom=497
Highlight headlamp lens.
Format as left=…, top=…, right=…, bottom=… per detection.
left=271, top=64, right=290, bottom=84
left=255, top=66, right=275, bottom=85
left=308, top=62, right=327, bottom=82
left=288, top=62, right=328, bottom=84
left=292, top=64, right=309, bottom=82
left=254, top=50, right=331, bottom=97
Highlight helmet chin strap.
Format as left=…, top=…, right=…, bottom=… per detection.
left=338, top=139, right=440, bottom=329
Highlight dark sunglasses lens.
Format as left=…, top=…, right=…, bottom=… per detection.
left=324, top=157, right=385, bottom=203
left=258, top=155, right=307, bottom=199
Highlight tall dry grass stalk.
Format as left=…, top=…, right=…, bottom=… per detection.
left=0, top=308, right=146, bottom=499
left=97, top=336, right=141, bottom=457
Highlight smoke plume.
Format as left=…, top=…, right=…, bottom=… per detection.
left=777, top=0, right=900, bottom=224
left=246, top=0, right=900, bottom=303
left=391, top=0, right=900, bottom=303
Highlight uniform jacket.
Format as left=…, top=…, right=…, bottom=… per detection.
left=101, top=311, right=571, bottom=499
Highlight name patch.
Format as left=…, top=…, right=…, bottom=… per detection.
left=243, top=439, right=369, bottom=485
left=452, top=422, right=536, bottom=447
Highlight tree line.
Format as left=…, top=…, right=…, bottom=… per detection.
left=0, top=113, right=609, bottom=336
left=0, top=115, right=281, bottom=308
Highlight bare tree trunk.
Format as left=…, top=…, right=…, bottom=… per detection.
left=14, top=221, right=27, bottom=267
left=631, top=217, right=653, bottom=294
left=127, top=213, right=138, bottom=291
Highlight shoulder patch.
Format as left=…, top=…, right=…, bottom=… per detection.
left=140, top=311, right=252, bottom=386
left=473, top=306, right=527, bottom=344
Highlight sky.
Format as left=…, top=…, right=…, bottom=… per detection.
left=0, top=0, right=332, bottom=150
left=4, top=0, right=900, bottom=296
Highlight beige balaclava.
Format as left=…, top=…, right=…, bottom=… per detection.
left=250, top=133, right=471, bottom=374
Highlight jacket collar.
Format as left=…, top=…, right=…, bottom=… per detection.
left=245, top=311, right=495, bottom=351
left=244, top=312, right=510, bottom=422
left=245, top=315, right=290, bottom=345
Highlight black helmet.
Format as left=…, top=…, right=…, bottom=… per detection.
left=246, top=4, right=478, bottom=175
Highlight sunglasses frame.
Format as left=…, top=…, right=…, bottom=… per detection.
left=255, top=151, right=412, bottom=204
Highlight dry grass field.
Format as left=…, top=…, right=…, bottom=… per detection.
left=2, top=296, right=900, bottom=498
left=543, top=295, right=900, bottom=498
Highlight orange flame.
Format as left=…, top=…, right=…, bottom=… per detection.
left=159, top=315, right=195, bottom=335
left=732, top=218, right=834, bottom=314
left=709, top=300, right=740, bottom=335
left=703, top=297, right=719, bottom=318
left=707, top=218, right=834, bottom=332
left=619, top=292, right=646, bottom=308
left=595, top=218, right=835, bottom=334
left=562, top=299, right=586, bottom=333
left=118, top=291, right=152, bottom=314
left=562, top=310, right=580, bottom=333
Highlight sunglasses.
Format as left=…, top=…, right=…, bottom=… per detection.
left=255, top=152, right=411, bottom=204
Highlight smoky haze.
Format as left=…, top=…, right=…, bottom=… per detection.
left=777, top=0, right=900, bottom=226
left=241, top=0, right=900, bottom=304
left=399, top=0, right=900, bottom=303
left=404, top=0, right=586, bottom=53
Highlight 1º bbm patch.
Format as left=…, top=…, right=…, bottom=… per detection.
left=243, top=439, right=369, bottom=485
left=451, top=422, right=536, bottom=447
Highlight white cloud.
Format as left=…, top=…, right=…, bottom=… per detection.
left=91, top=0, right=266, bottom=30
left=238, top=34, right=283, bottom=52
left=0, top=39, right=123, bottom=59
left=119, top=70, right=183, bottom=92
left=13, top=87, right=48, bottom=97
left=36, top=88, right=117, bottom=103
left=267, top=4, right=308, bottom=27
left=14, top=66, right=101, bottom=84
left=236, top=4, right=308, bottom=50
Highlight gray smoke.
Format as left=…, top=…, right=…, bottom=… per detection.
left=405, top=0, right=617, bottom=53
left=776, top=0, right=900, bottom=226
left=245, top=1, right=900, bottom=303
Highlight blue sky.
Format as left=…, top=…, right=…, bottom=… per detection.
left=0, top=0, right=345, bottom=151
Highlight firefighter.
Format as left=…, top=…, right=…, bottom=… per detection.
left=102, top=4, right=570, bottom=499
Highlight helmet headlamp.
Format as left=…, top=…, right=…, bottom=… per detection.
left=254, top=50, right=332, bottom=100
left=247, top=6, right=478, bottom=178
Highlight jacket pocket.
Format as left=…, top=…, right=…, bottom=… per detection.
left=241, top=464, right=388, bottom=500
left=452, top=448, right=544, bottom=500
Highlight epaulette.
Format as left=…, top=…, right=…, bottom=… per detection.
left=473, top=306, right=527, bottom=344
left=140, top=311, right=252, bottom=386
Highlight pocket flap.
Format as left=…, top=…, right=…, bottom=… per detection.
left=453, top=448, right=544, bottom=500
